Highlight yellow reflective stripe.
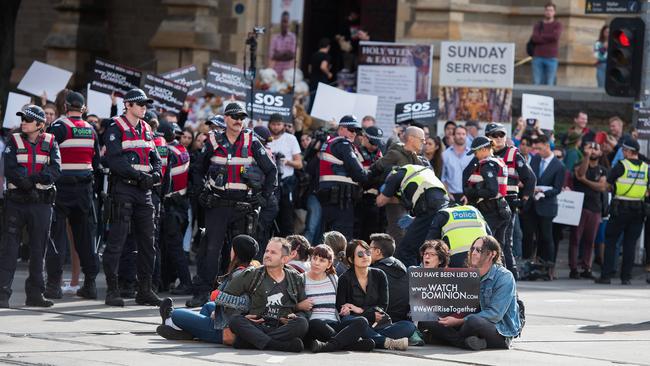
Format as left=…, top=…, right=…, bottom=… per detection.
left=441, top=220, right=485, bottom=233
left=614, top=195, right=643, bottom=201
left=320, top=152, right=344, bottom=165
left=616, top=178, right=647, bottom=185
left=450, top=245, right=471, bottom=255
left=320, top=175, right=358, bottom=185
left=60, top=139, right=95, bottom=148
left=61, top=163, right=92, bottom=170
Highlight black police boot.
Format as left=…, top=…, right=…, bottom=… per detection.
left=135, top=278, right=162, bottom=306
left=105, top=276, right=125, bottom=307
left=76, top=278, right=97, bottom=299
left=43, top=279, right=62, bottom=299
left=0, top=297, right=9, bottom=308
left=185, top=293, right=208, bottom=308
left=170, top=283, right=193, bottom=295
left=119, top=279, right=137, bottom=298
left=25, top=293, right=54, bottom=308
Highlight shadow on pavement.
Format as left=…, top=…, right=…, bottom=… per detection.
left=577, top=321, right=650, bottom=334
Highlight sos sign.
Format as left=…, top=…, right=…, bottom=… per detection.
left=395, top=99, right=437, bottom=124
left=254, top=92, right=285, bottom=107
left=248, top=91, right=292, bottom=120
left=402, top=101, right=431, bottom=113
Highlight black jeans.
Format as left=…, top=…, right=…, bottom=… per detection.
left=602, top=210, right=645, bottom=281
left=320, top=203, right=355, bottom=241
left=521, top=210, right=555, bottom=263
left=160, top=198, right=191, bottom=287
left=397, top=210, right=437, bottom=267
left=307, top=317, right=369, bottom=348
left=419, top=316, right=509, bottom=349
left=229, top=314, right=309, bottom=349
left=277, top=176, right=296, bottom=236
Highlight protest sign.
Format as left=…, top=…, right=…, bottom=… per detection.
left=205, top=61, right=251, bottom=100
left=86, top=84, right=124, bottom=118
left=635, top=107, right=650, bottom=138
left=310, top=83, right=378, bottom=126
left=90, top=58, right=142, bottom=97
left=246, top=91, right=293, bottom=121
left=142, top=74, right=188, bottom=114
left=409, top=268, right=480, bottom=322
left=438, top=41, right=514, bottom=123
left=3, top=92, right=32, bottom=128
left=161, top=65, right=204, bottom=98
left=395, top=99, right=438, bottom=125
left=522, top=93, right=555, bottom=130
left=17, top=61, right=73, bottom=101
left=553, top=191, right=585, bottom=226
left=357, top=41, right=432, bottom=135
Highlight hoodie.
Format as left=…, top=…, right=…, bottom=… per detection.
left=372, top=256, right=410, bottom=321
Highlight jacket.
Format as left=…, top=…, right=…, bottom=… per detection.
left=368, top=142, right=429, bottom=187
left=371, top=257, right=410, bottom=321
left=528, top=155, right=565, bottom=217
left=336, top=267, right=389, bottom=324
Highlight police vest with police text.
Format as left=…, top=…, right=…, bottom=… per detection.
left=57, top=117, right=95, bottom=173
left=9, top=132, right=55, bottom=190
left=167, top=142, right=190, bottom=196
left=319, top=136, right=363, bottom=186
left=208, top=130, right=254, bottom=191
left=440, top=205, right=488, bottom=255
left=397, top=164, right=447, bottom=208
left=467, top=157, right=508, bottom=199
left=113, top=116, right=155, bottom=173
left=614, top=159, right=649, bottom=201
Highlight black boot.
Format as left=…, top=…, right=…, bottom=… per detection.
left=135, top=278, right=162, bottom=306
left=345, top=338, right=375, bottom=352
left=311, top=339, right=341, bottom=353
left=266, top=338, right=304, bottom=353
left=185, top=293, right=208, bottom=308
left=0, top=298, right=9, bottom=308
left=105, top=276, right=125, bottom=307
left=76, top=278, right=97, bottom=299
left=170, top=283, right=193, bottom=295
left=119, top=280, right=136, bottom=298
left=159, top=297, right=174, bottom=325
left=25, top=293, right=54, bottom=307
left=43, top=279, right=62, bottom=299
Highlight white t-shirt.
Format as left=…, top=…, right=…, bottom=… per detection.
left=268, top=132, right=301, bottom=178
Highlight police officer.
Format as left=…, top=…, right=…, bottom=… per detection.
left=252, top=125, right=280, bottom=256
left=463, top=136, right=512, bottom=252
left=376, top=164, right=449, bottom=267
left=426, top=204, right=490, bottom=267
left=44, top=92, right=101, bottom=300
left=596, top=137, right=648, bottom=285
left=206, top=114, right=226, bottom=133
left=318, top=115, right=368, bottom=240
left=103, top=88, right=163, bottom=307
left=0, top=105, right=61, bottom=308
left=147, top=110, right=167, bottom=292
left=355, top=126, right=384, bottom=241
left=188, top=102, right=277, bottom=307
left=486, top=122, right=535, bottom=278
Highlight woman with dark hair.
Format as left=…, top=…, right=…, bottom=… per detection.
left=156, top=235, right=260, bottom=344
left=286, top=235, right=311, bottom=273
left=424, top=136, right=444, bottom=177
left=335, top=240, right=416, bottom=351
left=300, top=245, right=375, bottom=352
left=594, top=24, right=609, bottom=88
left=418, top=240, right=450, bottom=268
left=323, top=231, right=349, bottom=275
left=180, top=127, right=194, bottom=149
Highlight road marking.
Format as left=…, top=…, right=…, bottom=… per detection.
left=267, top=356, right=286, bottom=363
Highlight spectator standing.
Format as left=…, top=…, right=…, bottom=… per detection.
left=442, top=121, right=457, bottom=148
left=594, top=25, right=609, bottom=88
left=268, top=11, right=297, bottom=80
left=464, top=121, right=480, bottom=145
left=563, top=131, right=583, bottom=172
left=441, top=126, right=473, bottom=204
left=424, top=136, right=444, bottom=177
left=530, top=2, right=563, bottom=85
left=309, top=38, right=333, bottom=95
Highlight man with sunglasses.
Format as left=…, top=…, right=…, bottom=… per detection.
left=485, top=122, right=535, bottom=279
left=0, top=105, right=61, bottom=308
left=102, top=88, right=163, bottom=307
left=188, top=102, right=277, bottom=308
left=318, top=115, right=369, bottom=240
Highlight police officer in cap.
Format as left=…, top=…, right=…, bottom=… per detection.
left=0, top=105, right=61, bottom=308
left=355, top=126, right=384, bottom=241
left=463, top=136, right=512, bottom=253
left=103, top=88, right=163, bottom=307
left=206, top=115, right=226, bottom=133
left=597, top=137, right=649, bottom=285
left=485, top=122, right=535, bottom=278
left=188, top=102, right=277, bottom=307
left=376, top=164, right=449, bottom=267
left=44, top=92, right=101, bottom=300
left=318, top=115, right=369, bottom=240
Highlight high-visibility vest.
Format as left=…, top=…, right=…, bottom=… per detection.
left=397, top=164, right=447, bottom=208
left=501, top=146, right=520, bottom=194
left=467, top=157, right=508, bottom=199
left=319, top=136, right=363, bottom=186
left=440, top=205, right=488, bottom=255
left=208, top=130, right=253, bottom=191
left=167, top=142, right=190, bottom=196
left=113, top=116, right=155, bottom=173
left=614, top=159, right=648, bottom=201
left=153, top=135, right=168, bottom=179
left=9, top=132, right=55, bottom=190
left=57, top=117, right=95, bottom=172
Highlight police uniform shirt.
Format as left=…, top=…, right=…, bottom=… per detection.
left=104, top=121, right=162, bottom=180
left=327, top=138, right=368, bottom=185
left=463, top=157, right=501, bottom=200
left=607, top=158, right=650, bottom=196
left=494, top=146, right=536, bottom=198
left=4, top=133, right=62, bottom=187
left=382, top=167, right=447, bottom=212
left=49, top=116, right=101, bottom=176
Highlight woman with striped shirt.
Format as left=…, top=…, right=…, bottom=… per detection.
left=300, top=245, right=375, bottom=352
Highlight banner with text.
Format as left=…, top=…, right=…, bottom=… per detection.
left=357, top=41, right=433, bottom=135
left=143, top=74, right=188, bottom=114
left=205, top=61, right=251, bottom=100
left=90, top=58, right=142, bottom=97
left=552, top=191, right=585, bottom=226
left=409, top=268, right=480, bottom=322
left=395, top=99, right=438, bottom=125
left=311, top=83, right=378, bottom=125
left=161, top=65, right=204, bottom=98
left=246, top=91, right=293, bottom=121
left=522, top=93, right=555, bottom=130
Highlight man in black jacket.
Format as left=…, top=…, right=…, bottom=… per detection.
left=369, top=233, right=410, bottom=321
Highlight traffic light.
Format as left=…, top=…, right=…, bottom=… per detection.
left=605, top=17, right=645, bottom=97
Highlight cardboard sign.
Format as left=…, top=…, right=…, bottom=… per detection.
left=409, top=268, right=480, bottom=322
left=553, top=191, right=585, bottom=226
left=636, top=107, right=650, bottom=138
left=310, top=82, right=377, bottom=125
left=205, top=61, right=251, bottom=100
left=395, top=99, right=438, bottom=125
left=246, top=91, right=293, bottom=121
left=90, top=58, right=142, bottom=97
left=161, top=65, right=204, bottom=98
left=17, top=61, right=73, bottom=101
left=522, top=93, right=555, bottom=130
left=2, top=92, right=33, bottom=128
left=142, top=74, right=189, bottom=114
left=86, top=84, right=124, bottom=119
left=439, top=41, right=515, bottom=89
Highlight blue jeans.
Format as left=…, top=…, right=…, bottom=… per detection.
left=512, top=214, right=523, bottom=258
left=304, top=194, right=322, bottom=244
left=342, top=315, right=416, bottom=348
left=596, top=62, right=606, bottom=88
left=532, top=57, right=558, bottom=85
left=171, top=302, right=223, bottom=343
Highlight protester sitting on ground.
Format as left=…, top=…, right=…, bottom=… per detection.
left=299, top=245, right=375, bottom=353
left=156, top=235, right=260, bottom=344
left=368, top=233, right=410, bottom=322
left=336, top=239, right=416, bottom=351
left=323, top=231, right=349, bottom=275
left=418, top=240, right=450, bottom=269
left=286, top=235, right=311, bottom=273
left=418, top=236, right=521, bottom=350
left=224, top=237, right=309, bottom=352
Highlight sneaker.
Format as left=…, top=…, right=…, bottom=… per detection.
left=156, top=325, right=193, bottom=341
left=383, top=337, right=408, bottom=351
left=569, top=269, right=580, bottom=279
left=580, top=270, right=595, bottom=279
left=463, top=336, right=487, bottom=351
left=159, top=297, right=174, bottom=325
left=62, top=283, right=80, bottom=295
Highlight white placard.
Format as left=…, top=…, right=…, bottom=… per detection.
left=310, top=83, right=378, bottom=125
left=552, top=191, right=585, bottom=226
left=2, top=92, right=32, bottom=129
left=87, top=84, right=123, bottom=119
left=17, top=61, right=73, bottom=101
left=439, top=41, right=515, bottom=88
left=522, top=93, right=555, bottom=130
left=271, top=0, right=303, bottom=23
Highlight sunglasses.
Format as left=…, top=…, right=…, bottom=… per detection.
left=489, top=132, right=506, bottom=138
left=347, top=128, right=361, bottom=134
left=21, top=118, right=37, bottom=124
left=229, top=114, right=247, bottom=121
left=470, top=246, right=484, bottom=254
left=356, top=249, right=371, bottom=257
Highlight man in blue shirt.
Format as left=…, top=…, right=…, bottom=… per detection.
left=441, top=126, right=473, bottom=204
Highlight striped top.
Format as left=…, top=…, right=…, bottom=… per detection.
left=304, top=274, right=338, bottom=322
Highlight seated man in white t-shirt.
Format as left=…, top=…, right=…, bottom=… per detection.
left=267, top=113, right=303, bottom=235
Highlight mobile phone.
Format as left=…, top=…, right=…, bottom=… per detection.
left=526, top=118, right=536, bottom=127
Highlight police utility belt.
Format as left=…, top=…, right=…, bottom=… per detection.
left=476, top=197, right=510, bottom=218
left=6, top=183, right=56, bottom=204
left=610, top=198, right=648, bottom=216
left=57, top=174, right=94, bottom=185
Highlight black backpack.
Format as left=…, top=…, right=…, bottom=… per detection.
left=516, top=296, right=526, bottom=337
left=526, top=22, right=543, bottom=57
